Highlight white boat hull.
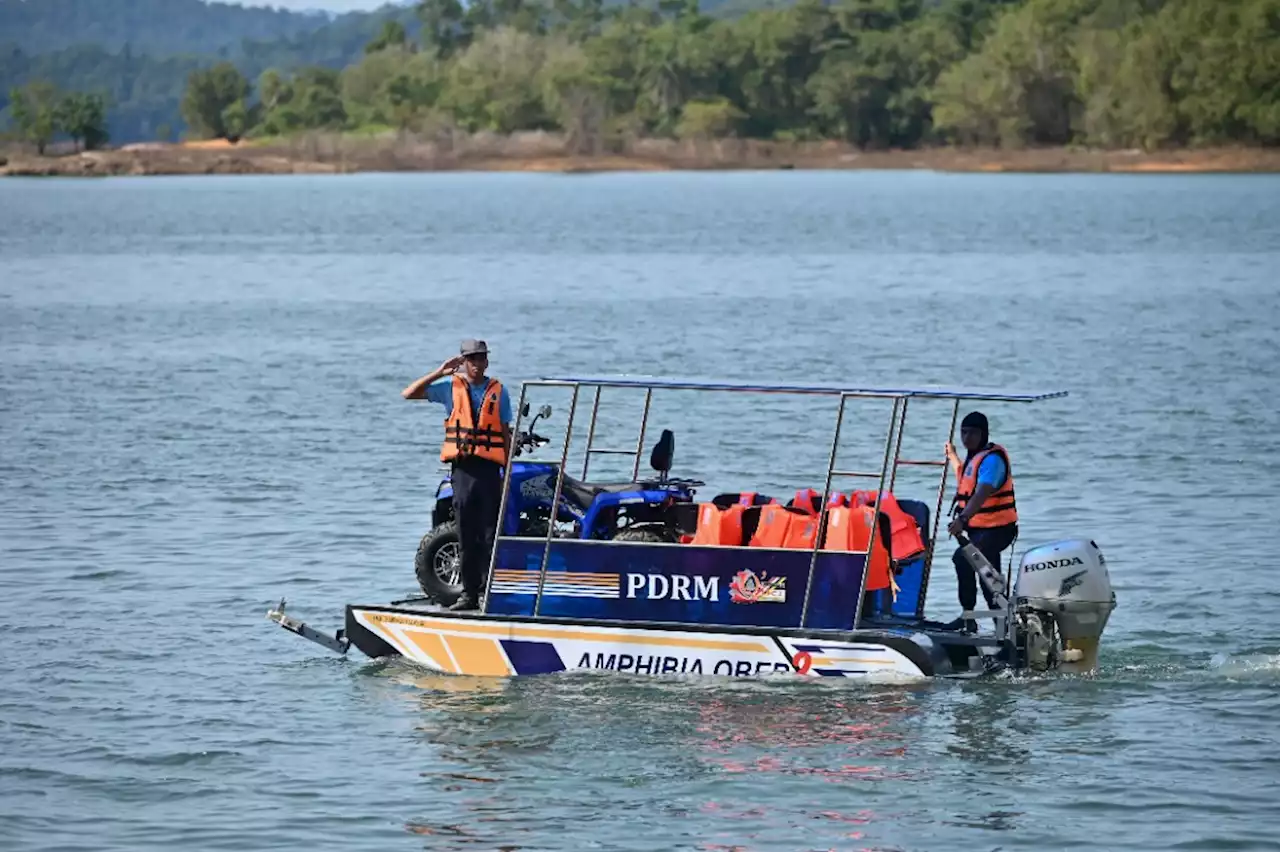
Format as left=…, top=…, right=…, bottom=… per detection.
left=347, top=605, right=932, bottom=680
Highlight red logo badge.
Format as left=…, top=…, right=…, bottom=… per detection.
left=729, top=569, right=787, bottom=604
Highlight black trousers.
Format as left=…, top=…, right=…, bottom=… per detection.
left=953, top=523, right=1018, bottom=611
left=450, top=457, right=503, bottom=599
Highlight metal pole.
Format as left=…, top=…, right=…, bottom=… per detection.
left=481, top=381, right=529, bottom=614
left=631, top=387, right=653, bottom=481
left=582, top=385, right=602, bottom=480
left=534, top=383, right=579, bottom=617
left=918, top=399, right=960, bottom=619
left=888, top=397, right=909, bottom=493
left=851, top=397, right=900, bottom=632
left=799, top=395, right=848, bottom=629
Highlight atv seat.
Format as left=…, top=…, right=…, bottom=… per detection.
left=559, top=475, right=643, bottom=509
left=560, top=429, right=683, bottom=509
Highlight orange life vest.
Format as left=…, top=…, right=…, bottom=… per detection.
left=849, top=490, right=926, bottom=560
left=749, top=504, right=818, bottom=549
left=824, top=505, right=892, bottom=592
left=955, top=443, right=1017, bottom=528
left=440, top=375, right=508, bottom=465
left=791, top=488, right=821, bottom=515
left=692, top=502, right=746, bottom=546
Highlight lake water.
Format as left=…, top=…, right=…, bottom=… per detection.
left=2, top=171, right=1279, bottom=851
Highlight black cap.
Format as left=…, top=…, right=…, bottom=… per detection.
left=460, top=338, right=489, bottom=356
left=961, top=411, right=987, bottom=431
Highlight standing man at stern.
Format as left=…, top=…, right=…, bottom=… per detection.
left=944, top=411, right=1018, bottom=632
left=402, top=339, right=513, bottom=612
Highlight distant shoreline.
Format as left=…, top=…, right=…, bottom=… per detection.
left=4, top=135, right=1279, bottom=177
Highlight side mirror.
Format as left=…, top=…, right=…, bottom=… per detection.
left=538, top=404, right=553, bottom=419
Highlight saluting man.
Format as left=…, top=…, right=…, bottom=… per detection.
left=945, top=411, right=1019, bottom=632
left=402, top=339, right=513, bottom=612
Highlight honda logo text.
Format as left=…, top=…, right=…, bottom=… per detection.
left=1023, top=556, right=1084, bottom=572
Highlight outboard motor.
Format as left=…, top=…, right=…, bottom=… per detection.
left=1009, top=539, right=1116, bottom=673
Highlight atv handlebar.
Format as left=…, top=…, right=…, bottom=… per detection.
left=513, top=431, right=550, bottom=457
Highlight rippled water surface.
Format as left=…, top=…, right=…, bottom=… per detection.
left=2, top=171, right=1279, bottom=851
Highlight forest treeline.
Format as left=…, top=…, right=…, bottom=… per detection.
left=179, top=0, right=1280, bottom=150
left=7, top=0, right=1280, bottom=150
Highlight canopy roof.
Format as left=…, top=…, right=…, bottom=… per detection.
left=535, top=374, right=1068, bottom=403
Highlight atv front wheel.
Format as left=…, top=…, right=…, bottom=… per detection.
left=415, top=521, right=464, bottom=605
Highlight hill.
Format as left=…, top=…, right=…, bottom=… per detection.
left=0, top=0, right=344, bottom=56
left=0, top=1, right=421, bottom=143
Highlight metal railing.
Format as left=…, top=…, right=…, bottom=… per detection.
left=479, top=377, right=1060, bottom=631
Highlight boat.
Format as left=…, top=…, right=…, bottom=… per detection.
left=267, top=375, right=1116, bottom=680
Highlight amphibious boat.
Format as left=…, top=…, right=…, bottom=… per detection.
left=267, top=375, right=1116, bottom=680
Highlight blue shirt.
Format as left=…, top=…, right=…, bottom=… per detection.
left=966, top=453, right=1008, bottom=489
left=425, top=377, right=513, bottom=424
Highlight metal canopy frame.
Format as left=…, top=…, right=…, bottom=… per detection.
left=481, top=374, right=1067, bottom=630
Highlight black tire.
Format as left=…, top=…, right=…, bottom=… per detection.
left=614, top=526, right=673, bottom=543
left=415, top=521, right=463, bottom=605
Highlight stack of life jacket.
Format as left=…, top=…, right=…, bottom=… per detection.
left=822, top=494, right=894, bottom=594
left=687, top=488, right=921, bottom=599
left=690, top=490, right=819, bottom=548
left=847, top=490, right=926, bottom=562
left=689, top=492, right=772, bottom=546
left=747, top=490, right=822, bottom=550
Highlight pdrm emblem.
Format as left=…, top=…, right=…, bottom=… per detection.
left=1058, top=569, right=1087, bottom=596
left=729, top=569, right=786, bottom=604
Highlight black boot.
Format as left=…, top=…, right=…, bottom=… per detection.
left=448, top=594, right=478, bottom=612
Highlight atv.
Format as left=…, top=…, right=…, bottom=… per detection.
left=414, top=403, right=704, bottom=604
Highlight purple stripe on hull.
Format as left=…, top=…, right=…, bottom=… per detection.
left=500, top=640, right=565, bottom=674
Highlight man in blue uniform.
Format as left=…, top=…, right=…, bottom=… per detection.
left=402, top=339, right=513, bottom=611
left=945, top=411, right=1019, bottom=632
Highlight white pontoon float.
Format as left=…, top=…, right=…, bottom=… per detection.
left=268, top=376, right=1116, bottom=679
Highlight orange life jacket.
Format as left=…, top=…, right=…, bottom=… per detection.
left=440, top=375, right=508, bottom=465
left=749, top=504, right=818, bottom=549
left=791, top=488, right=821, bottom=515
left=824, top=504, right=892, bottom=592
left=785, top=513, right=819, bottom=548
left=849, top=490, right=926, bottom=560
left=692, top=502, right=746, bottom=546
left=955, top=443, right=1017, bottom=528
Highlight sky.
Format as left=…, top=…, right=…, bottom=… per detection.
left=234, top=0, right=393, bottom=12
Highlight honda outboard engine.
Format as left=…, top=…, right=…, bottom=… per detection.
left=1010, top=539, right=1115, bottom=673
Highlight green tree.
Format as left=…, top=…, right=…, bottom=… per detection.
left=728, top=0, right=834, bottom=139
left=258, top=67, right=348, bottom=135
left=676, top=96, right=746, bottom=137
left=366, top=20, right=409, bottom=54
left=181, top=62, right=251, bottom=140
left=551, top=0, right=606, bottom=43
left=56, top=91, right=111, bottom=151
left=540, top=39, right=612, bottom=151
left=221, top=98, right=252, bottom=141
left=442, top=27, right=552, bottom=132
left=932, top=0, right=1090, bottom=147
left=418, top=0, right=467, bottom=59
left=9, top=81, right=61, bottom=154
